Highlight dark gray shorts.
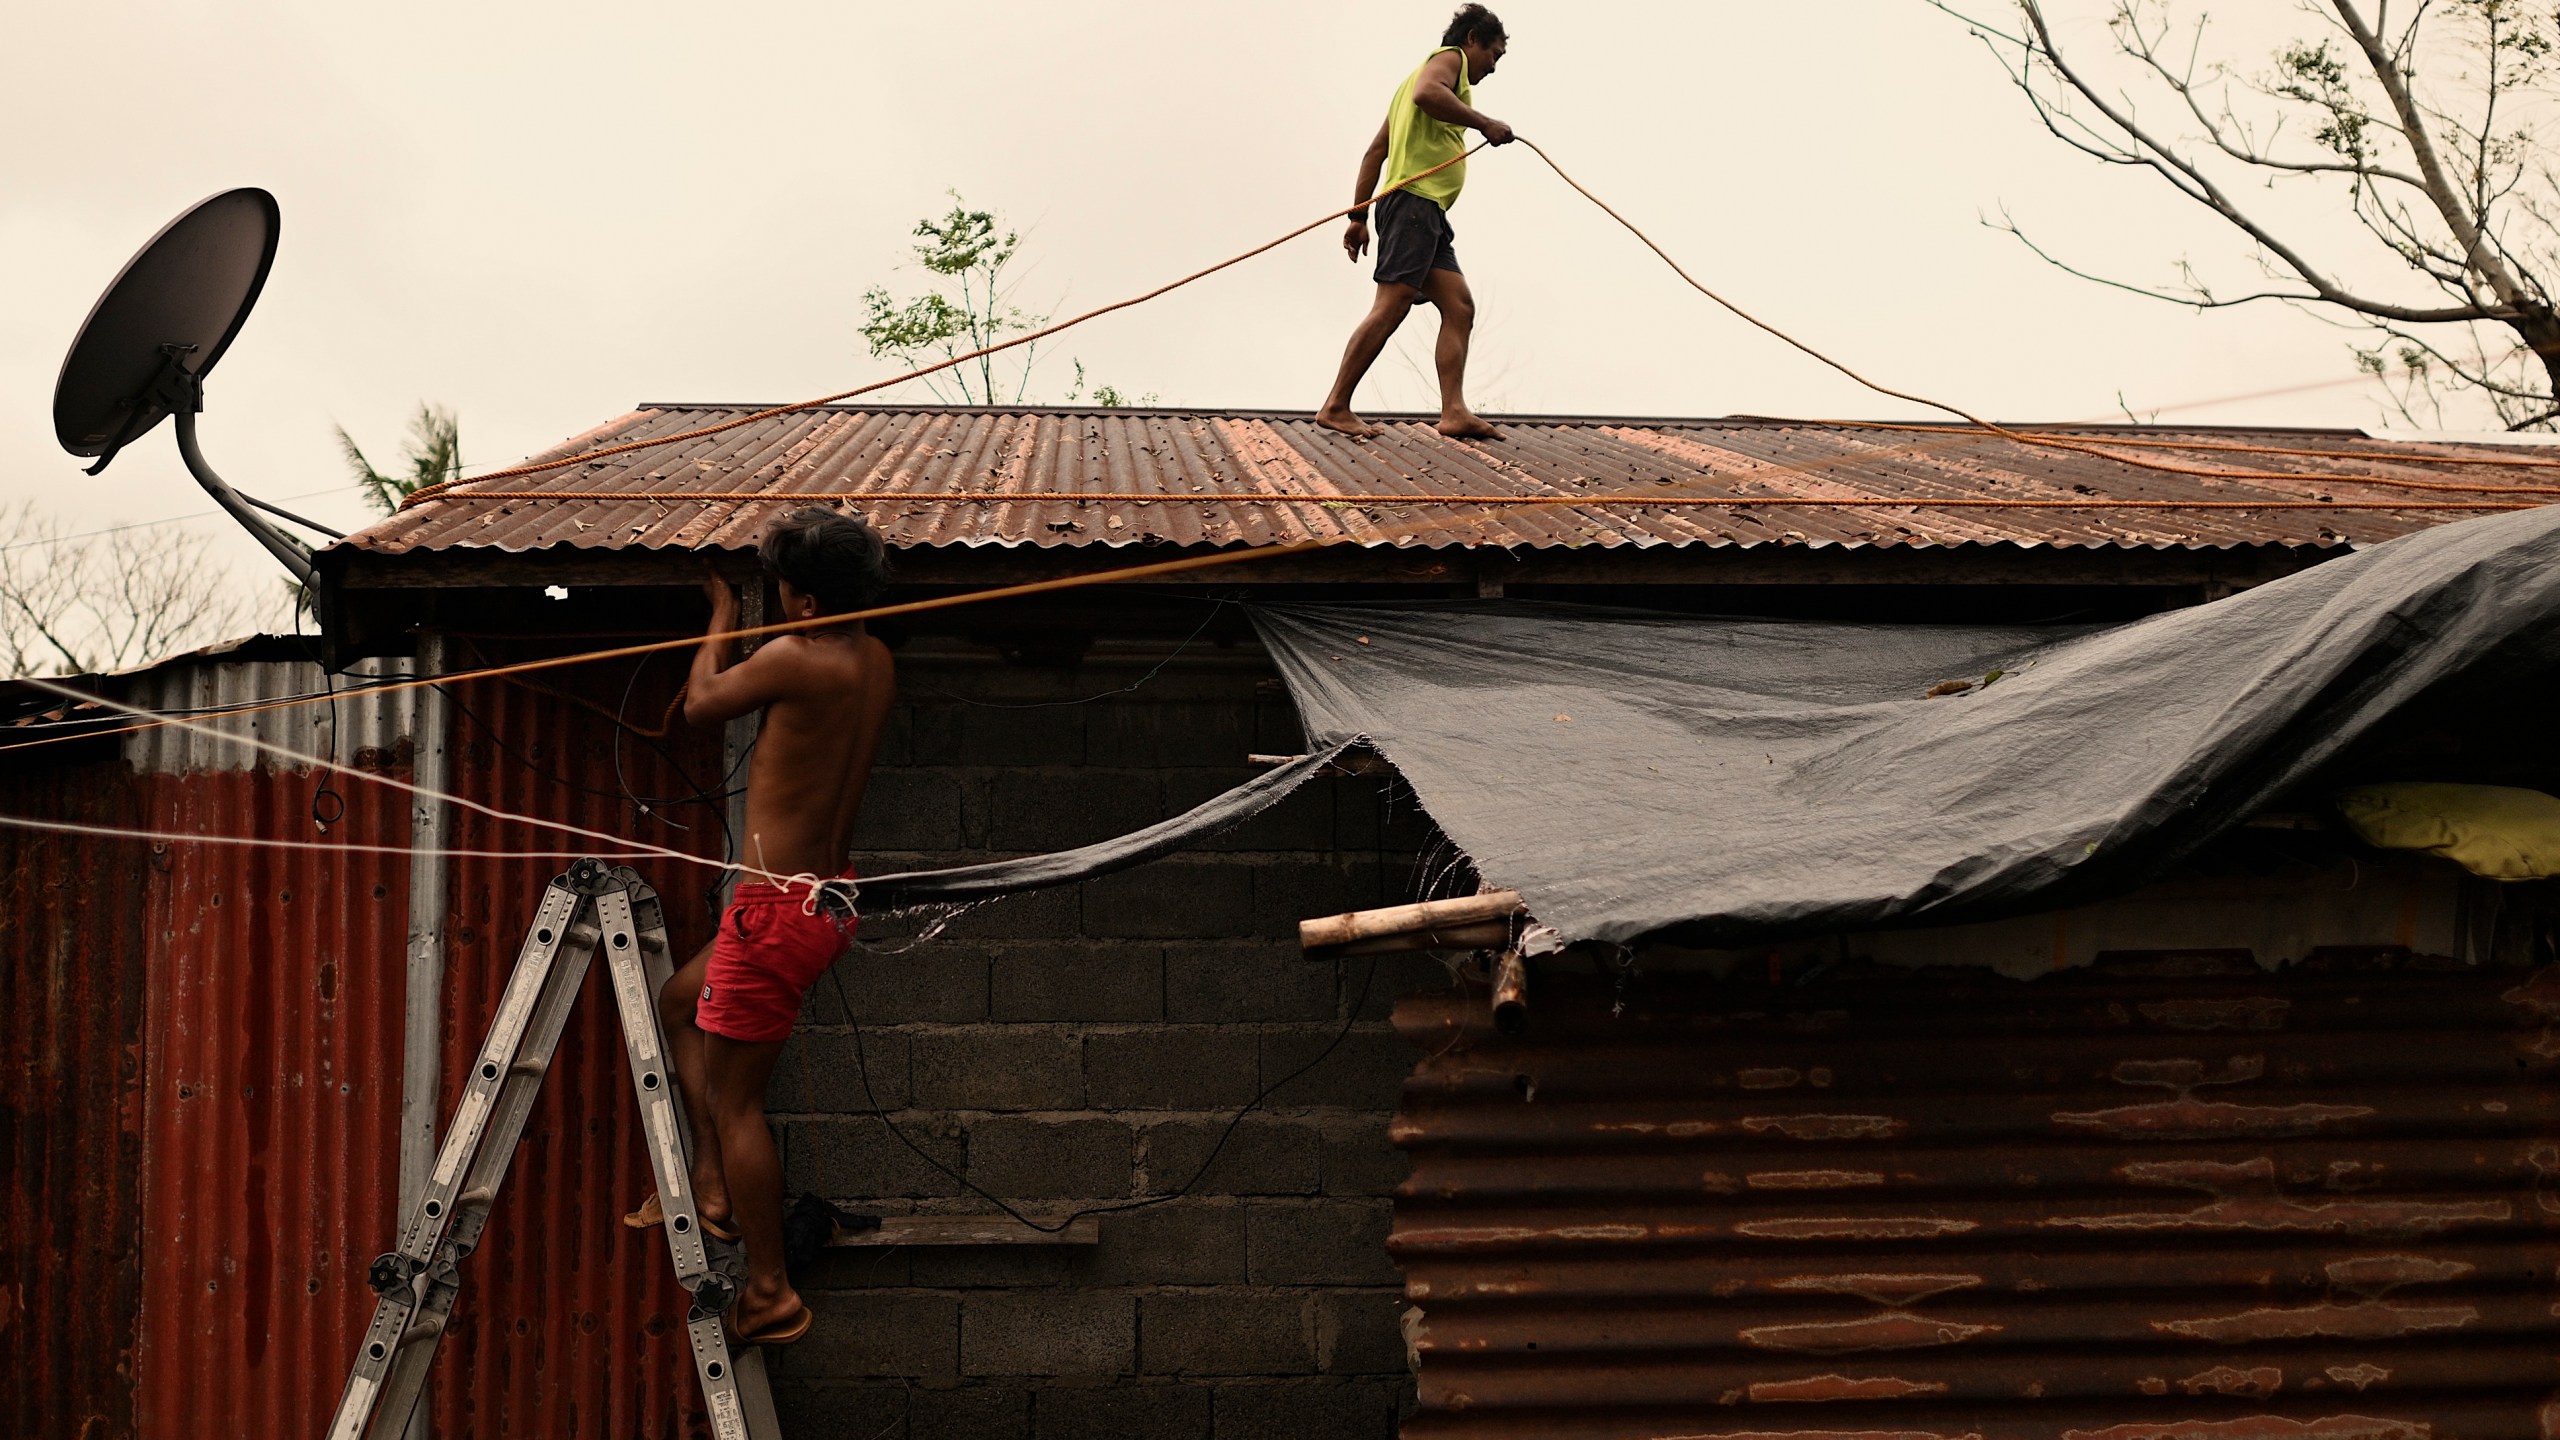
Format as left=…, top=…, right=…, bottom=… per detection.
left=1371, top=189, right=1458, bottom=290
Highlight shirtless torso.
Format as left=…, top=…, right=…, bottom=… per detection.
left=721, top=626, right=895, bottom=880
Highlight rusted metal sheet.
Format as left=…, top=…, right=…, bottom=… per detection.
left=1, top=641, right=735, bottom=1437
left=347, top=406, right=2549, bottom=560
left=426, top=658, right=728, bottom=1437
left=1389, top=958, right=2560, bottom=1439
left=0, top=761, right=149, bottom=1440
left=133, top=765, right=410, bottom=1437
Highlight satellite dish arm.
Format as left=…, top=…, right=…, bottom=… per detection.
left=173, top=407, right=316, bottom=585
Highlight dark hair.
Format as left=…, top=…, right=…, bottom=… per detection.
left=1442, top=4, right=1504, bottom=46
left=758, top=506, right=892, bottom=615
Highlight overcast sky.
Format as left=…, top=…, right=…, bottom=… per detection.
left=0, top=1, right=2486, bottom=592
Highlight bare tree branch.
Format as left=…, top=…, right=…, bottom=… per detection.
left=2327, top=0, right=2536, bottom=310
left=0, top=503, right=258, bottom=676
left=1985, top=205, right=2325, bottom=307
left=1930, top=0, right=2560, bottom=427
left=2011, top=0, right=2495, bottom=323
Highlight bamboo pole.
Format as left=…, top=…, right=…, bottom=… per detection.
left=1491, top=950, right=1529, bottom=1035
left=1299, top=891, right=1525, bottom=952
left=1320, top=920, right=1517, bottom=957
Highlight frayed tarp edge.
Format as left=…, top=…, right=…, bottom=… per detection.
left=853, top=740, right=1354, bottom=913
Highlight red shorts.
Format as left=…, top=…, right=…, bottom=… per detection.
left=695, top=871, right=858, bottom=1044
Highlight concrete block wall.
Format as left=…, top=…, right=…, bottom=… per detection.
left=762, top=636, right=1446, bottom=1438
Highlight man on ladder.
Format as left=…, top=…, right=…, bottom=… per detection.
left=329, top=509, right=894, bottom=1440
left=1316, top=4, right=1515, bottom=441
left=635, top=506, right=898, bottom=1347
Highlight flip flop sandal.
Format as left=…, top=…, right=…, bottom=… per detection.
left=621, top=1191, right=741, bottom=1243
left=732, top=1299, right=814, bottom=1347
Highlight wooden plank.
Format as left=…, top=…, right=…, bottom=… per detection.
left=828, top=1215, right=1100, bottom=1248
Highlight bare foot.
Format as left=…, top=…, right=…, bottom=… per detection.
left=732, top=1280, right=811, bottom=1344
left=1315, top=404, right=1383, bottom=438
left=1436, top=410, right=1505, bottom=440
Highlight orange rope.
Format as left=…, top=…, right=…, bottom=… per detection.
left=400, top=145, right=1488, bottom=506
left=1509, top=140, right=2554, bottom=496
left=1846, top=420, right=2560, bottom=471
left=390, top=489, right=2531, bottom=512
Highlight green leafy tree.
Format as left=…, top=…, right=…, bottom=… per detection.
left=337, top=403, right=462, bottom=514
left=861, top=195, right=1047, bottom=405
left=861, top=193, right=1152, bottom=407
left=1932, top=0, right=2560, bottom=430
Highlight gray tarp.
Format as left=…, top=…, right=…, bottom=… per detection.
left=856, top=743, right=1349, bottom=914
left=1251, top=505, right=2560, bottom=949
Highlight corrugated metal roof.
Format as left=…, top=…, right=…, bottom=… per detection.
left=1389, top=959, right=2560, bottom=1439
left=346, top=406, right=2560, bottom=559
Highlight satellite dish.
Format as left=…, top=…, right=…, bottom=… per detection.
left=55, top=188, right=279, bottom=465
left=50, top=188, right=333, bottom=583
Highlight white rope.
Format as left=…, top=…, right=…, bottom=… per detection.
left=0, top=810, right=666, bottom=863
left=18, top=675, right=787, bottom=885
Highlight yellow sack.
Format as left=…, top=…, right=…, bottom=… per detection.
left=2335, top=782, right=2560, bottom=881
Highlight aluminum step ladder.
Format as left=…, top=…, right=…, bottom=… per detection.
left=326, top=858, right=782, bottom=1440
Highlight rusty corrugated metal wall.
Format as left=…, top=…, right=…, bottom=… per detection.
left=426, top=660, right=726, bottom=1438
left=0, top=759, right=151, bottom=1440
left=2, top=647, right=732, bottom=1438
left=1390, top=958, right=2560, bottom=1439
left=133, top=765, right=409, bottom=1436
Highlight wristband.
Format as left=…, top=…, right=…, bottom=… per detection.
left=1347, top=209, right=1369, bottom=224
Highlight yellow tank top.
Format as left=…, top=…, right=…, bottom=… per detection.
left=1381, top=46, right=1471, bottom=211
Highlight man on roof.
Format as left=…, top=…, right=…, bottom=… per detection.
left=1316, top=4, right=1515, bottom=441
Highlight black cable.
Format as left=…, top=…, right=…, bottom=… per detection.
left=434, top=679, right=739, bottom=815
left=1, top=679, right=418, bottom=731
left=614, top=655, right=691, bottom=833
left=604, top=648, right=756, bottom=921
left=827, top=942, right=1381, bottom=1235
left=438, top=635, right=744, bottom=817
left=288, top=579, right=346, bottom=831
left=310, top=668, right=347, bottom=830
